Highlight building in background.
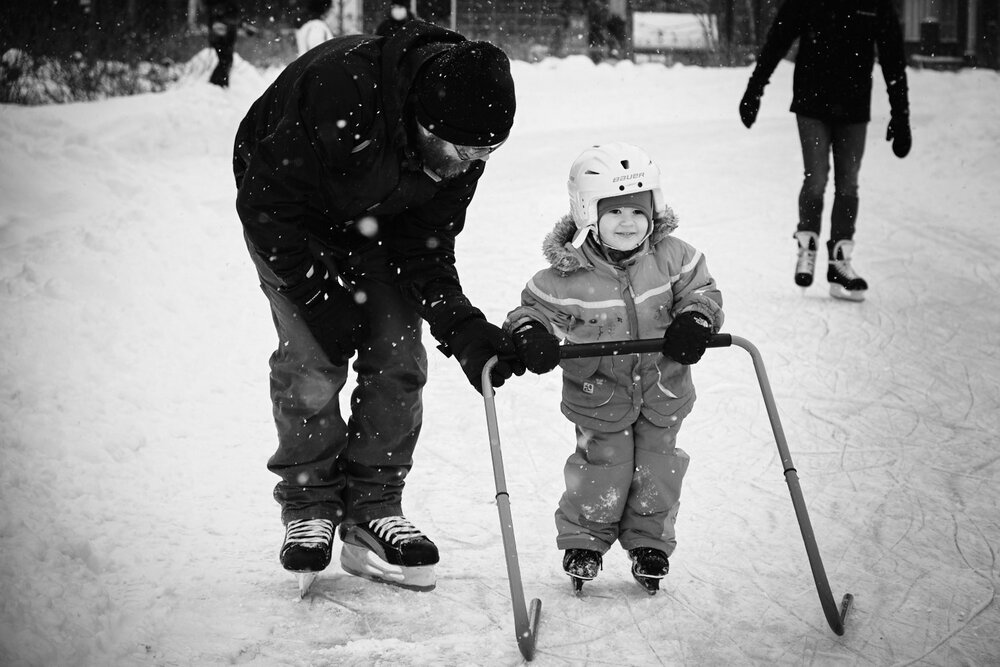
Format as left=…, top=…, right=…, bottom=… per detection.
left=902, top=0, right=999, bottom=69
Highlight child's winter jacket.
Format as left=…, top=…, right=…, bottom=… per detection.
left=505, top=208, right=723, bottom=432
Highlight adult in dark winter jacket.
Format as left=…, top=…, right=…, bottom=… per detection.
left=233, top=20, right=523, bottom=592
left=739, top=0, right=911, bottom=302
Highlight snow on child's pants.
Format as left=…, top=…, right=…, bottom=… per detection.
left=555, top=415, right=690, bottom=555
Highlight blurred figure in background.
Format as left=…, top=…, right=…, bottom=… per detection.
left=738, top=0, right=910, bottom=302
left=376, top=0, right=416, bottom=38
left=297, top=0, right=335, bottom=56
left=203, top=0, right=256, bottom=88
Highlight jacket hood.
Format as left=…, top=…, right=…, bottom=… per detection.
left=542, top=206, right=679, bottom=273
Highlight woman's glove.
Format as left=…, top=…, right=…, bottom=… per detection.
left=512, top=321, right=561, bottom=374
left=886, top=113, right=911, bottom=158
left=447, top=319, right=525, bottom=393
left=739, top=82, right=764, bottom=128
left=662, top=311, right=713, bottom=365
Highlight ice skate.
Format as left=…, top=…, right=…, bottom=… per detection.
left=628, top=547, right=669, bottom=595
left=339, top=516, right=439, bottom=591
left=793, top=230, right=819, bottom=288
left=827, top=239, right=868, bottom=301
left=562, top=548, right=602, bottom=594
left=280, top=518, right=335, bottom=597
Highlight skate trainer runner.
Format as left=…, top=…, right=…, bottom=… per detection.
left=739, top=0, right=911, bottom=302
left=233, top=21, right=523, bottom=592
left=505, top=143, right=724, bottom=593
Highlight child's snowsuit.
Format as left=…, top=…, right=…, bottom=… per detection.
left=505, top=207, right=723, bottom=555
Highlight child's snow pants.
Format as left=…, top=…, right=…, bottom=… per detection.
left=555, top=414, right=690, bottom=556
left=249, top=238, right=427, bottom=526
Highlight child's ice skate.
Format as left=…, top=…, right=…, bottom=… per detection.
left=827, top=239, right=868, bottom=301
left=628, top=547, right=669, bottom=595
left=562, top=548, right=602, bottom=594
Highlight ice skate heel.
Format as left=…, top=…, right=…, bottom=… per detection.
left=340, top=542, right=436, bottom=591
left=629, top=547, right=669, bottom=596
left=338, top=517, right=439, bottom=592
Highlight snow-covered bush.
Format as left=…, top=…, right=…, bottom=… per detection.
left=1, top=48, right=180, bottom=105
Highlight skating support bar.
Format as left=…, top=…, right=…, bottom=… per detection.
left=481, top=362, right=542, bottom=661
left=558, top=333, right=852, bottom=636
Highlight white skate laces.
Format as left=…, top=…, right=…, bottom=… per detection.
left=831, top=249, right=860, bottom=279
left=284, top=518, right=334, bottom=548
left=368, top=516, right=428, bottom=545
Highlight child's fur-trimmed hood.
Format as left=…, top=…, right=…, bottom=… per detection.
left=541, top=205, right=680, bottom=273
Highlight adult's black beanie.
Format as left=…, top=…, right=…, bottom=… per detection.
left=414, top=41, right=516, bottom=146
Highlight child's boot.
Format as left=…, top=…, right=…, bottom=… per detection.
left=628, top=547, right=669, bottom=595
left=827, top=239, right=868, bottom=302
left=563, top=548, right=602, bottom=594
left=793, top=231, right=819, bottom=287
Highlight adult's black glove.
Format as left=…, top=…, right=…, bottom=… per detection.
left=447, top=319, right=526, bottom=393
left=281, top=273, right=369, bottom=367
left=886, top=113, right=911, bottom=158
left=512, top=321, right=561, bottom=374
left=739, top=83, right=763, bottom=128
left=662, top=311, right=713, bottom=365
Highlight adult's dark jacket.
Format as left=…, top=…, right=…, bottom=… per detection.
left=233, top=21, right=490, bottom=347
left=748, top=0, right=908, bottom=123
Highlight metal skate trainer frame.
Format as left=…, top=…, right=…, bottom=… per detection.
left=480, top=363, right=543, bottom=661
left=558, top=333, right=853, bottom=635
left=481, top=333, right=850, bottom=661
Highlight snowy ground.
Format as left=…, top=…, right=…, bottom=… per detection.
left=1, top=50, right=998, bottom=666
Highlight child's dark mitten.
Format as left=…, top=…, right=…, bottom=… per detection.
left=662, top=311, right=713, bottom=365
left=512, top=321, right=561, bottom=374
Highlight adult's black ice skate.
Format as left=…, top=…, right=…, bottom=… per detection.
left=628, top=547, right=669, bottom=595
left=280, top=518, right=335, bottom=597
left=563, top=548, right=603, bottom=594
left=339, top=516, right=439, bottom=591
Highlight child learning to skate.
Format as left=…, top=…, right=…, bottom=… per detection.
left=505, top=142, right=724, bottom=594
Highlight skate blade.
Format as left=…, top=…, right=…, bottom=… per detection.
left=633, top=576, right=660, bottom=595
left=340, top=543, right=436, bottom=591
left=565, top=570, right=598, bottom=596
left=297, top=572, right=318, bottom=598
left=829, top=284, right=866, bottom=302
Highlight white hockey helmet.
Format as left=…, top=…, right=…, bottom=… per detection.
left=567, top=142, right=665, bottom=246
